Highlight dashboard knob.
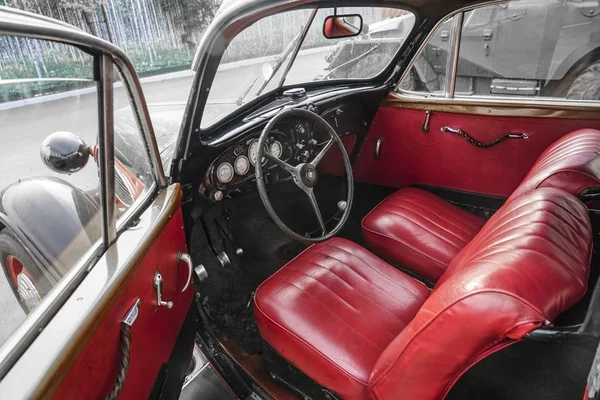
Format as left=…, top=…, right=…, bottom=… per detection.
left=213, top=190, right=224, bottom=201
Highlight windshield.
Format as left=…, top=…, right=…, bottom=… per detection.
left=201, top=7, right=415, bottom=129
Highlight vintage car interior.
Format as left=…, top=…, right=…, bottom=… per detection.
left=2, top=0, right=600, bottom=399
left=173, top=2, right=600, bottom=399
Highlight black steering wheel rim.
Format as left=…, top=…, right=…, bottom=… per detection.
left=255, top=108, right=354, bottom=243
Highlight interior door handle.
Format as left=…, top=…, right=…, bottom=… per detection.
left=178, top=252, right=193, bottom=292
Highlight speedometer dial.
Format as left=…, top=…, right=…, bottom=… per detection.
left=248, top=139, right=259, bottom=166
left=234, top=155, right=250, bottom=175
left=216, top=162, right=234, bottom=183
left=248, top=139, right=267, bottom=166
left=269, top=140, right=282, bottom=159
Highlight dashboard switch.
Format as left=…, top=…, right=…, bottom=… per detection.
left=213, top=190, right=224, bottom=201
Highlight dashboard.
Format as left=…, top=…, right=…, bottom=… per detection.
left=198, top=100, right=371, bottom=202
left=200, top=117, right=321, bottom=201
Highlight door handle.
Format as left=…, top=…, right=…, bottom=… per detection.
left=178, top=252, right=193, bottom=292
left=482, top=29, right=493, bottom=41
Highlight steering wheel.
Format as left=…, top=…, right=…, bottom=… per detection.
left=255, top=108, right=354, bottom=243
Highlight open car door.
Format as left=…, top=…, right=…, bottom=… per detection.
left=0, top=8, right=195, bottom=399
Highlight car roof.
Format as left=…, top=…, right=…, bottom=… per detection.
left=214, top=0, right=499, bottom=20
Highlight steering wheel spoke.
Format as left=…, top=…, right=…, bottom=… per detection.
left=310, top=139, right=335, bottom=167
left=255, top=108, right=353, bottom=243
left=306, top=189, right=327, bottom=235
left=265, top=153, right=295, bottom=174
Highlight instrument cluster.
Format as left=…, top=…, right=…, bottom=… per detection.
left=207, top=130, right=292, bottom=196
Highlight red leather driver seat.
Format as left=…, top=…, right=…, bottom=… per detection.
left=254, top=188, right=592, bottom=399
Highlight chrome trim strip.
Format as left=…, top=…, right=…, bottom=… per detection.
left=445, top=11, right=463, bottom=98
left=99, top=55, right=117, bottom=245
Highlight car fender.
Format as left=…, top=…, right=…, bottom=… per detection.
left=0, top=177, right=102, bottom=282
left=550, top=42, right=600, bottom=82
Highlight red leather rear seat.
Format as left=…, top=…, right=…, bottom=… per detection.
left=362, top=128, right=600, bottom=281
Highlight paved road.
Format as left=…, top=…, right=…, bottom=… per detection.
left=0, top=50, right=329, bottom=344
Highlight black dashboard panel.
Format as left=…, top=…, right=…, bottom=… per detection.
left=197, top=85, right=387, bottom=202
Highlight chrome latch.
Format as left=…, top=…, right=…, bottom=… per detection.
left=153, top=272, right=173, bottom=309
left=374, top=137, right=383, bottom=160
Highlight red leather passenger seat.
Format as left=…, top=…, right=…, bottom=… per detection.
left=362, top=187, right=485, bottom=282
left=255, top=188, right=592, bottom=399
left=362, top=128, right=600, bottom=281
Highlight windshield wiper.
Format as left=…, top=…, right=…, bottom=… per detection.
left=321, top=45, right=379, bottom=80
left=236, top=8, right=318, bottom=106
left=235, top=33, right=299, bottom=106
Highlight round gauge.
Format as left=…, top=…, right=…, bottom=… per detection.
left=234, top=155, right=250, bottom=175
left=216, top=162, right=234, bottom=183
left=269, top=140, right=283, bottom=159
left=248, top=139, right=259, bottom=166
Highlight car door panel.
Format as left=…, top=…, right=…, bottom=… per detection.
left=353, top=100, right=600, bottom=197
left=52, top=193, right=193, bottom=400
left=0, top=185, right=193, bottom=400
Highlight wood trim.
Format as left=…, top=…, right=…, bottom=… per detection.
left=0, top=184, right=183, bottom=399
left=383, top=92, right=600, bottom=120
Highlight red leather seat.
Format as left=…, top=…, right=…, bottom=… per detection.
left=361, top=187, right=485, bottom=282
left=362, top=128, right=600, bottom=281
left=255, top=188, right=592, bottom=400
left=509, top=128, right=600, bottom=200
left=254, top=237, right=429, bottom=399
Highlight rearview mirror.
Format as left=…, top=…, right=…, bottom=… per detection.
left=40, top=131, right=90, bottom=174
left=323, top=14, right=363, bottom=39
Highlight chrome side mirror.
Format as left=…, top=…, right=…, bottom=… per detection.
left=40, top=131, right=90, bottom=174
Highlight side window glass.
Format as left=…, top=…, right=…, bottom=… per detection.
left=455, top=0, right=600, bottom=101
left=397, top=16, right=456, bottom=95
left=0, top=37, right=102, bottom=343
left=113, top=68, right=154, bottom=217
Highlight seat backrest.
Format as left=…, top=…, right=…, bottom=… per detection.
left=509, top=128, right=600, bottom=201
left=367, top=188, right=592, bottom=400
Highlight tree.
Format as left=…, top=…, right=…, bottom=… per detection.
left=56, top=0, right=108, bottom=39
left=158, top=0, right=220, bottom=49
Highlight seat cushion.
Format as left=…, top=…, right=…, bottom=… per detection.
left=361, top=187, right=485, bottom=282
left=254, top=237, right=429, bottom=400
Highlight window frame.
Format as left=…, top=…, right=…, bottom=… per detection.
left=0, top=26, right=164, bottom=378
left=393, top=0, right=600, bottom=111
